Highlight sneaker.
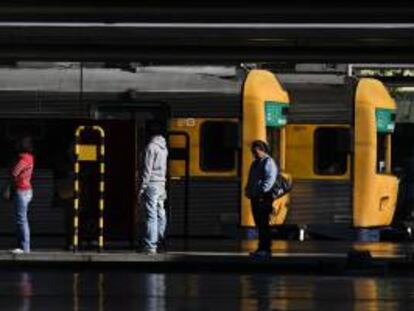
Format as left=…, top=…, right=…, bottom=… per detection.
left=249, top=250, right=271, bottom=260
left=10, top=248, right=26, bottom=255
left=141, top=249, right=157, bottom=256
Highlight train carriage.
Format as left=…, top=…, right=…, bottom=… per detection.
left=0, top=65, right=399, bottom=246
left=284, top=78, right=399, bottom=239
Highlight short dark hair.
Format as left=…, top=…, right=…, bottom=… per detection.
left=18, top=136, right=33, bottom=153
left=146, top=121, right=166, bottom=137
left=251, top=140, right=270, bottom=154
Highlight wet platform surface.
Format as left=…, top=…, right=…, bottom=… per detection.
left=1, top=268, right=414, bottom=310
left=1, top=241, right=414, bottom=310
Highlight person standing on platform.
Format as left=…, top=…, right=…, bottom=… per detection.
left=138, top=122, right=168, bottom=255
left=245, top=140, right=278, bottom=260
left=10, top=137, right=35, bottom=254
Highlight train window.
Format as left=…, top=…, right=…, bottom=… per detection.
left=314, top=127, right=349, bottom=175
left=266, top=127, right=280, bottom=162
left=377, top=133, right=388, bottom=174
left=200, top=121, right=238, bottom=171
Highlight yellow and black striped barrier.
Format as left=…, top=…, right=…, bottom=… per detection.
left=73, top=125, right=105, bottom=252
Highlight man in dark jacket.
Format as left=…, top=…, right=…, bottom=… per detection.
left=138, top=123, right=168, bottom=255
left=245, top=140, right=277, bottom=259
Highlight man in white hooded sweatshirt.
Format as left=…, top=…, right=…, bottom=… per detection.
left=139, top=122, right=168, bottom=255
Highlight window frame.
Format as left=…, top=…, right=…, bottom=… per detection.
left=376, top=132, right=393, bottom=175
left=266, top=126, right=281, bottom=163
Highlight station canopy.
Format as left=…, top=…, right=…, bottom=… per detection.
left=1, top=2, right=414, bottom=63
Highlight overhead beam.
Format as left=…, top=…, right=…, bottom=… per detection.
left=0, top=22, right=414, bottom=62
left=0, top=3, right=414, bottom=23
left=1, top=46, right=414, bottom=63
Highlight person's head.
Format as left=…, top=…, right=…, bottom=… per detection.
left=251, top=140, right=269, bottom=160
left=146, top=121, right=166, bottom=138
left=16, top=136, right=33, bottom=154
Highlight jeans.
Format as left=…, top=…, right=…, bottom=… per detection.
left=141, top=184, right=167, bottom=251
left=14, top=189, right=33, bottom=252
left=251, top=197, right=273, bottom=252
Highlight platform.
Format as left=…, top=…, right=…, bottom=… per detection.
left=1, top=240, right=414, bottom=273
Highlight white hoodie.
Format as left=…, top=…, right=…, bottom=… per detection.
left=140, top=135, right=168, bottom=190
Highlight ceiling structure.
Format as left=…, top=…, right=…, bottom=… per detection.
left=0, top=3, right=414, bottom=63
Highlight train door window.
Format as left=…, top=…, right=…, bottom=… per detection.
left=200, top=121, right=238, bottom=171
left=377, top=133, right=388, bottom=174
left=266, top=127, right=280, bottom=162
left=314, top=127, right=349, bottom=175
left=376, top=108, right=395, bottom=174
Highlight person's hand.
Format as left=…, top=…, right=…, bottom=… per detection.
left=138, top=189, right=145, bottom=201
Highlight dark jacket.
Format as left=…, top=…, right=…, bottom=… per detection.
left=245, top=155, right=278, bottom=199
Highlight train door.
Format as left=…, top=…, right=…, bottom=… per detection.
left=265, top=105, right=290, bottom=225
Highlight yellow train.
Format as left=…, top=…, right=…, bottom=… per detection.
left=0, top=67, right=399, bottom=243
left=168, top=70, right=290, bottom=237
left=284, top=75, right=399, bottom=239
left=169, top=69, right=399, bottom=240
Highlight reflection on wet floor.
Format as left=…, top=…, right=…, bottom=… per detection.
left=1, top=269, right=414, bottom=311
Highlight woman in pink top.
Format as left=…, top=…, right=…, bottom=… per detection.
left=10, top=137, right=34, bottom=254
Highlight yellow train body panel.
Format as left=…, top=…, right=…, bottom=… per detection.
left=354, top=78, right=399, bottom=227
left=167, top=73, right=399, bottom=231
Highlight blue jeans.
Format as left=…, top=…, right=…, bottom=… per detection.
left=14, top=190, right=33, bottom=252
left=142, top=184, right=167, bottom=251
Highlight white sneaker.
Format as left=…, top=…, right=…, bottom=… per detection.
left=10, top=248, right=25, bottom=255
left=141, top=248, right=157, bottom=256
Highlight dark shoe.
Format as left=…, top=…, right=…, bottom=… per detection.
left=157, top=240, right=168, bottom=253
left=65, top=245, right=75, bottom=252
left=249, top=250, right=272, bottom=260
